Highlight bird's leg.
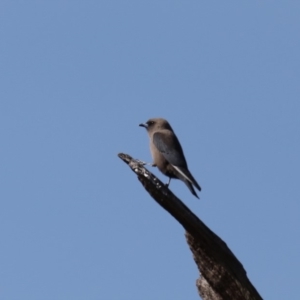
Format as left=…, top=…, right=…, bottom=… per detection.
left=135, top=159, right=156, bottom=167
left=165, top=177, right=171, bottom=187
left=135, top=159, right=151, bottom=165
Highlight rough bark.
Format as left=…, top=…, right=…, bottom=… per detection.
left=118, top=153, right=263, bottom=300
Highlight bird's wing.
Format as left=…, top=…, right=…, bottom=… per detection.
left=152, top=131, right=187, bottom=168
left=153, top=131, right=201, bottom=191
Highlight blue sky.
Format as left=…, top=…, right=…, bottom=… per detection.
left=1, top=1, right=299, bottom=299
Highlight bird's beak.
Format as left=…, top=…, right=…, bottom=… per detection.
left=139, top=123, right=147, bottom=128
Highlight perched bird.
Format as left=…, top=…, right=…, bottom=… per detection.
left=139, top=118, right=201, bottom=198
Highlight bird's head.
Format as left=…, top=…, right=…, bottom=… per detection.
left=139, top=118, right=173, bottom=133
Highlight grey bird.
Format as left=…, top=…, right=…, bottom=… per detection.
left=139, top=118, right=201, bottom=198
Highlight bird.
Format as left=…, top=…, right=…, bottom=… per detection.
left=139, top=118, right=201, bottom=198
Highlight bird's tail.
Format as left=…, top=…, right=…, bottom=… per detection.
left=183, top=179, right=199, bottom=199
left=173, top=168, right=200, bottom=199
left=173, top=166, right=201, bottom=191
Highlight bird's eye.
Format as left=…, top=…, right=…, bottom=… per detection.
left=147, top=121, right=154, bottom=126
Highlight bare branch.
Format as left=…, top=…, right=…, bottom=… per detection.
left=118, top=153, right=263, bottom=300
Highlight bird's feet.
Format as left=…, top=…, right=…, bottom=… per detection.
left=165, top=178, right=171, bottom=188
left=135, top=160, right=156, bottom=167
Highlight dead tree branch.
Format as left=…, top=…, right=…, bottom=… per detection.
left=118, top=153, right=263, bottom=300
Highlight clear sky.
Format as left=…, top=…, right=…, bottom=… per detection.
left=1, top=1, right=299, bottom=299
